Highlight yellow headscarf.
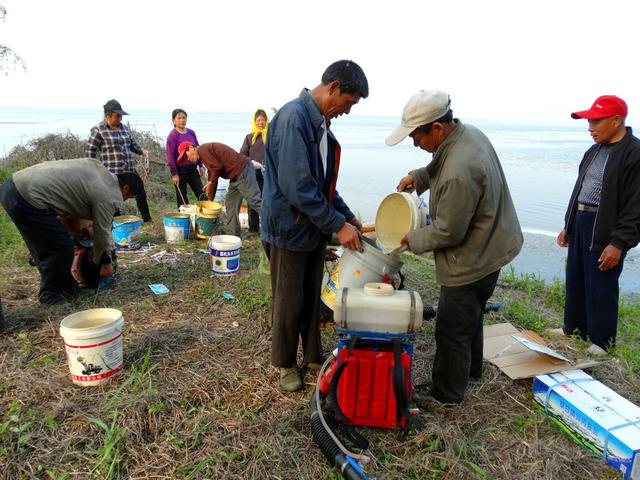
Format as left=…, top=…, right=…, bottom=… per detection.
left=251, top=109, right=268, bottom=145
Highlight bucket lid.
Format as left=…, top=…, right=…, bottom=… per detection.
left=113, top=215, right=141, bottom=225
left=375, top=192, right=419, bottom=253
left=209, top=234, right=242, bottom=249
left=164, top=212, right=191, bottom=219
left=59, top=308, right=124, bottom=340
left=198, top=200, right=222, bottom=214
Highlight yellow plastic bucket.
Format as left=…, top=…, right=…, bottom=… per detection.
left=198, top=200, right=222, bottom=215
left=195, top=211, right=220, bottom=239
left=375, top=192, right=429, bottom=254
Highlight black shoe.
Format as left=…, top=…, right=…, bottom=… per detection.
left=38, top=291, right=70, bottom=305
left=413, top=385, right=460, bottom=407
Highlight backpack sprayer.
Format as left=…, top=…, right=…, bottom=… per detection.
left=310, top=282, right=424, bottom=479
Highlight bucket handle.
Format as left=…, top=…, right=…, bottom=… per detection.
left=408, top=291, right=416, bottom=333
left=340, top=287, right=349, bottom=328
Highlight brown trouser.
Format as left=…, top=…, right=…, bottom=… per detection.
left=268, top=242, right=325, bottom=368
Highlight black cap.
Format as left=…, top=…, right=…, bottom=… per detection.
left=103, top=99, right=129, bottom=115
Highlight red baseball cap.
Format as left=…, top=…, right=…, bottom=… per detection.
left=571, top=95, right=628, bottom=120
left=177, top=141, right=193, bottom=163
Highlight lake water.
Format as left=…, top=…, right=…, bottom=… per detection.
left=1, top=107, right=639, bottom=296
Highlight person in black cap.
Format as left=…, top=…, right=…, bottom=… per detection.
left=86, top=99, right=152, bottom=222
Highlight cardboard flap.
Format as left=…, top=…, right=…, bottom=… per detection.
left=483, top=322, right=600, bottom=379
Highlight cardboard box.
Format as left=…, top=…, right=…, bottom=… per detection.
left=483, top=323, right=599, bottom=379
left=533, top=369, right=640, bottom=480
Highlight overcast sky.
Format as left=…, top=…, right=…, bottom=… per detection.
left=1, top=0, right=638, bottom=125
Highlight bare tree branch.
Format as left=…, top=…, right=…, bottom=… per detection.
left=0, top=4, right=27, bottom=74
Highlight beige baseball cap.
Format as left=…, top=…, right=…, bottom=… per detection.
left=385, top=90, right=451, bottom=146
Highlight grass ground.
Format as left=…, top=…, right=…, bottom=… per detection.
left=1, top=135, right=639, bottom=479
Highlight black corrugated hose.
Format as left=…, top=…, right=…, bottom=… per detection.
left=309, top=388, right=370, bottom=480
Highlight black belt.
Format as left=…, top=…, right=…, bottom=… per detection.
left=578, top=203, right=598, bottom=213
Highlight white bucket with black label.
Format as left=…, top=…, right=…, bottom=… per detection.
left=59, top=308, right=124, bottom=386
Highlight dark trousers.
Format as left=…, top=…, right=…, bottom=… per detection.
left=268, top=242, right=325, bottom=368
left=432, top=270, right=500, bottom=403
left=0, top=178, right=76, bottom=302
left=135, top=185, right=152, bottom=222
left=564, top=210, right=623, bottom=350
left=175, top=165, right=204, bottom=207
left=248, top=169, right=264, bottom=232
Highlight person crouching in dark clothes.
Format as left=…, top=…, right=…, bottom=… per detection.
left=0, top=158, right=142, bottom=305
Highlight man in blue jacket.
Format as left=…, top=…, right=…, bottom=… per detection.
left=261, top=60, right=368, bottom=391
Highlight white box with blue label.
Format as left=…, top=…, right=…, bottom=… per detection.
left=533, top=369, right=640, bottom=480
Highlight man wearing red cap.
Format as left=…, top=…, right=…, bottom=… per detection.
left=183, top=141, right=262, bottom=237
left=557, top=95, right=640, bottom=354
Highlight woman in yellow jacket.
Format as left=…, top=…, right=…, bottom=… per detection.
left=239, top=109, right=268, bottom=235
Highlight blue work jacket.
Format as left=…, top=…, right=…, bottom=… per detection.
left=261, top=89, right=354, bottom=251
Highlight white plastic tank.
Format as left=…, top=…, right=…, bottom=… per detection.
left=333, top=282, right=423, bottom=334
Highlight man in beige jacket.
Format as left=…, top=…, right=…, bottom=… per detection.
left=387, top=90, right=523, bottom=404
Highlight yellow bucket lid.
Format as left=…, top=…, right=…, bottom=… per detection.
left=164, top=212, right=191, bottom=219
left=113, top=215, right=141, bottom=224
left=198, top=200, right=222, bottom=214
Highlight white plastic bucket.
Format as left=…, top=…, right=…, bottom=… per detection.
left=178, top=204, right=198, bottom=231
left=214, top=179, right=229, bottom=203
left=321, top=236, right=403, bottom=309
left=59, top=308, right=124, bottom=386
left=209, top=235, right=242, bottom=275
left=375, top=192, right=429, bottom=253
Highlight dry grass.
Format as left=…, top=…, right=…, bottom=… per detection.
left=1, top=134, right=637, bottom=479
left=0, top=234, right=631, bottom=480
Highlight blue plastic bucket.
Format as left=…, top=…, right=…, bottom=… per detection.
left=209, top=235, right=242, bottom=275
left=112, top=216, right=142, bottom=250
left=163, top=213, right=191, bottom=243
